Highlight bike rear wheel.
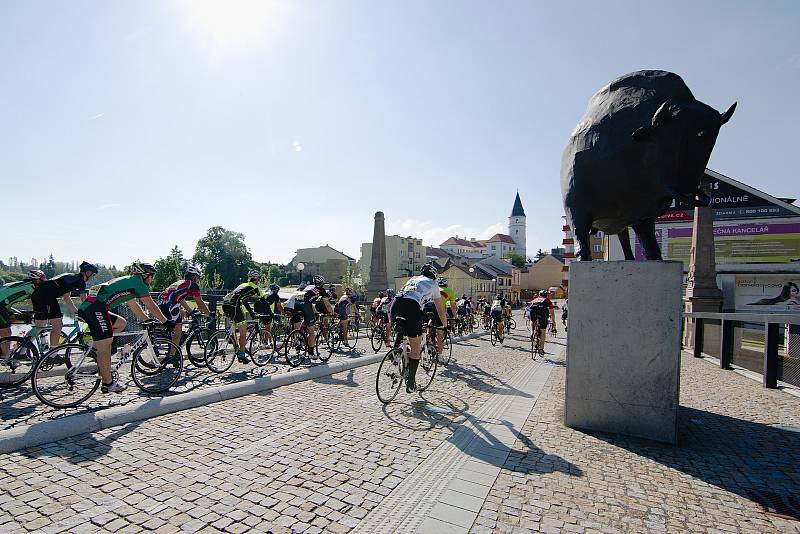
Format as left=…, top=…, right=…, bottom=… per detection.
left=439, top=333, right=452, bottom=365
left=376, top=348, right=404, bottom=404
left=204, top=331, right=236, bottom=373
left=369, top=324, right=384, bottom=353
left=185, top=328, right=212, bottom=367
left=0, top=336, right=38, bottom=388
left=248, top=329, right=275, bottom=367
left=32, top=344, right=99, bottom=408
left=317, top=329, right=334, bottom=362
left=346, top=320, right=359, bottom=348
left=284, top=330, right=309, bottom=367
left=132, top=339, right=183, bottom=393
left=416, top=343, right=438, bottom=392
left=508, top=318, right=516, bottom=330
left=490, top=324, right=497, bottom=346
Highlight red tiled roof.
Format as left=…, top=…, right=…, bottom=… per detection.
left=486, top=233, right=516, bottom=244
left=440, top=236, right=484, bottom=248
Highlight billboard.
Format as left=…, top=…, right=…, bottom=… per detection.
left=657, top=173, right=796, bottom=222
left=734, top=275, right=800, bottom=312
left=635, top=222, right=800, bottom=264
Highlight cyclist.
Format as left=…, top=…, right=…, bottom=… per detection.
left=490, top=294, right=507, bottom=339
left=529, top=290, right=555, bottom=352
left=0, top=271, right=42, bottom=357
left=561, top=298, right=569, bottom=330
left=157, top=265, right=210, bottom=359
left=370, top=291, right=386, bottom=328
left=296, top=275, right=333, bottom=354
left=424, top=276, right=455, bottom=354
left=254, top=283, right=283, bottom=333
left=221, top=270, right=263, bottom=364
left=456, top=294, right=469, bottom=330
left=77, top=263, right=169, bottom=394
left=31, top=261, right=98, bottom=348
left=502, top=299, right=513, bottom=328
left=333, top=287, right=360, bottom=345
left=391, top=263, right=447, bottom=393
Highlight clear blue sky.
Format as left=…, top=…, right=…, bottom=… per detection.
left=2, top=1, right=798, bottom=268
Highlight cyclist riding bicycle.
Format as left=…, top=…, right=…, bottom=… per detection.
left=77, top=262, right=169, bottom=394
left=31, top=261, right=98, bottom=348
left=0, top=271, right=42, bottom=357
left=254, top=283, right=283, bottom=333
left=490, top=294, right=507, bottom=338
left=370, top=291, right=387, bottom=328
left=221, top=270, right=263, bottom=364
left=529, top=290, right=555, bottom=352
left=333, top=287, right=360, bottom=345
left=293, top=275, right=333, bottom=354
left=391, top=263, right=447, bottom=393
left=423, top=276, right=455, bottom=354
left=158, top=265, right=210, bottom=360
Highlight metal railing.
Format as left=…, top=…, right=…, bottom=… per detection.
left=685, top=312, right=800, bottom=389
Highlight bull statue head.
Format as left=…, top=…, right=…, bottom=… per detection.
left=632, top=100, right=736, bottom=207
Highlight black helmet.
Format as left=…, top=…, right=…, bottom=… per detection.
left=420, top=263, right=438, bottom=279
left=268, top=283, right=280, bottom=292
left=132, top=262, right=156, bottom=276
left=79, top=261, right=98, bottom=274
left=313, top=275, right=325, bottom=286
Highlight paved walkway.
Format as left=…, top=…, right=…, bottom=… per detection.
left=0, top=311, right=798, bottom=533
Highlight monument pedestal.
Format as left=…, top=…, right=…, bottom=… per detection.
left=565, top=261, right=682, bottom=444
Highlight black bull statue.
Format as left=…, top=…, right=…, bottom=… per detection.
left=561, top=70, right=736, bottom=261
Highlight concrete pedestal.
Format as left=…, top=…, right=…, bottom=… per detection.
left=565, top=261, right=683, bottom=444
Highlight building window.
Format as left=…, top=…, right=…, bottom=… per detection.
left=593, top=244, right=602, bottom=253
left=595, top=230, right=604, bottom=238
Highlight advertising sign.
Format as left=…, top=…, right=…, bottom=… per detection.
left=634, top=222, right=800, bottom=264
left=657, top=173, right=796, bottom=222
left=734, top=275, right=800, bottom=312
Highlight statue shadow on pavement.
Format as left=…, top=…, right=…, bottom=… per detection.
left=585, top=406, right=800, bottom=518
left=313, top=369, right=358, bottom=388
left=19, top=420, right=143, bottom=464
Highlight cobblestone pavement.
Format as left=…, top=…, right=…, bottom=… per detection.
left=0, top=329, right=376, bottom=432
left=2, top=310, right=798, bottom=534
left=473, top=352, right=800, bottom=534
left=0, top=316, right=534, bottom=533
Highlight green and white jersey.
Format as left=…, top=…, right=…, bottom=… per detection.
left=81, top=275, right=150, bottom=310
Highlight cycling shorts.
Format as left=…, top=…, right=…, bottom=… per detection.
left=77, top=300, right=120, bottom=341
left=291, top=301, right=316, bottom=326
left=159, top=303, right=183, bottom=324
left=422, top=302, right=444, bottom=329
left=222, top=303, right=247, bottom=326
left=334, top=302, right=350, bottom=320
left=457, top=307, right=467, bottom=316
left=31, top=292, right=62, bottom=320
left=391, top=297, right=423, bottom=338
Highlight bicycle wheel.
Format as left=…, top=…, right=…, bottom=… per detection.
left=131, top=339, right=183, bottom=393
left=376, top=348, right=404, bottom=404
left=416, top=343, right=438, bottom=392
left=490, top=324, right=497, bottom=346
left=204, top=331, right=236, bottom=373
left=248, top=329, right=275, bottom=367
left=317, top=329, right=334, bottom=362
left=185, top=328, right=212, bottom=367
left=369, top=325, right=384, bottom=353
left=32, top=344, right=99, bottom=408
left=0, top=336, right=39, bottom=388
left=345, top=321, right=359, bottom=349
left=439, top=333, right=452, bottom=365
left=508, top=318, right=516, bottom=330
left=284, top=330, right=308, bottom=368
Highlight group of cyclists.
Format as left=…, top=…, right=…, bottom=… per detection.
left=1, top=256, right=565, bottom=399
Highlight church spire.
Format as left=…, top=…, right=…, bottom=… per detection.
left=511, top=191, right=525, bottom=217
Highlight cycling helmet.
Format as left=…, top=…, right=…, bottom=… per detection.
left=28, top=269, right=46, bottom=283
left=420, top=263, right=438, bottom=279
left=387, top=289, right=396, bottom=298
left=312, top=274, right=325, bottom=286
left=268, top=283, right=280, bottom=292
left=378, top=291, right=386, bottom=298
left=79, top=261, right=99, bottom=274
left=436, top=276, right=448, bottom=287
left=345, top=287, right=356, bottom=298
left=184, top=265, right=202, bottom=279
left=248, top=269, right=261, bottom=281
left=299, top=282, right=308, bottom=290
left=461, top=294, right=467, bottom=299
left=539, top=289, right=549, bottom=296
left=132, top=262, right=157, bottom=276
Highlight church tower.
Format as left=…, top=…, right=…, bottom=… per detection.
left=509, top=192, right=526, bottom=260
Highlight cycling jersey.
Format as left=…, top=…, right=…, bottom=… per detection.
left=81, top=275, right=150, bottom=310
left=334, top=295, right=355, bottom=319
left=302, top=285, right=330, bottom=304
left=224, top=282, right=263, bottom=306
left=0, top=280, right=35, bottom=309
left=37, top=273, right=86, bottom=297
left=438, top=285, right=456, bottom=307
left=158, top=279, right=202, bottom=306
left=397, top=276, right=440, bottom=308
left=259, top=292, right=281, bottom=314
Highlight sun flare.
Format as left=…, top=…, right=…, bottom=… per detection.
left=182, top=0, right=275, bottom=50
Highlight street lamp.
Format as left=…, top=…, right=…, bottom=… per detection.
left=297, top=262, right=305, bottom=286
left=469, top=267, right=475, bottom=298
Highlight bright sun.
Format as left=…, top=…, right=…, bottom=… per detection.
left=181, top=0, right=275, bottom=50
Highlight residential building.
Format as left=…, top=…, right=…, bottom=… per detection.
left=519, top=255, right=565, bottom=299
left=290, top=245, right=356, bottom=286
left=393, top=263, right=497, bottom=302
left=473, top=256, right=520, bottom=303
left=360, top=235, right=427, bottom=288
left=440, top=236, right=486, bottom=256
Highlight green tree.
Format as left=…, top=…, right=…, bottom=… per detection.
left=152, top=256, right=182, bottom=292
left=192, top=227, right=252, bottom=290
left=503, top=251, right=526, bottom=268
left=341, top=263, right=363, bottom=292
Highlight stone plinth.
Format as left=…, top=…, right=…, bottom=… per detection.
left=565, top=261, right=682, bottom=444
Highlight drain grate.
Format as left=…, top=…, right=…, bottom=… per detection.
left=746, top=489, right=800, bottom=521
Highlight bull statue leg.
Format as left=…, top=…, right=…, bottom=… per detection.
left=568, top=209, right=594, bottom=261
left=631, top=218, right=662, bottom=260
left=618, top=227, right=635, bottom=260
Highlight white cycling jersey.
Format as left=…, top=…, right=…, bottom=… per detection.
left=398, top=276, right=440, bottom=308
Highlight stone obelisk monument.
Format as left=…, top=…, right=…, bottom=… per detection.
left=366, top=211, right=388, bottom=300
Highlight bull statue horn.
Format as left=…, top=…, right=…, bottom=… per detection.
left=720, top=102, right=737, bottom=125
left=651, top=99, right=676, bottom=127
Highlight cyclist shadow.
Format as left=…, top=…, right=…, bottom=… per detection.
left=381, top=391, right=471, bottom=432
left=314, top=369, right=358, bottom=387
left=19, top=420, right=143, bottom=463
left=438, top=362, right=534, bottom=399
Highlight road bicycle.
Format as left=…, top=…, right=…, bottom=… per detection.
left=181, top=311, right=217, bottom=367
left=283, top=316, right=332, bottom=368
left=369, top=314, right=391, bottom=353
left=531, top=320, right=545, bottom=359
left=0, top=322, right=50, bottom=388
left=504, top=315, right=516, bottom=331
left=31, top=320, right=183, bottom=408
left=489, top=318, right=504, bottom=346
left=375, top=317, right=439, bottom=404
left=427, top=321, right=452, bottom=365
left=204, top=315, right=276, bottom=373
